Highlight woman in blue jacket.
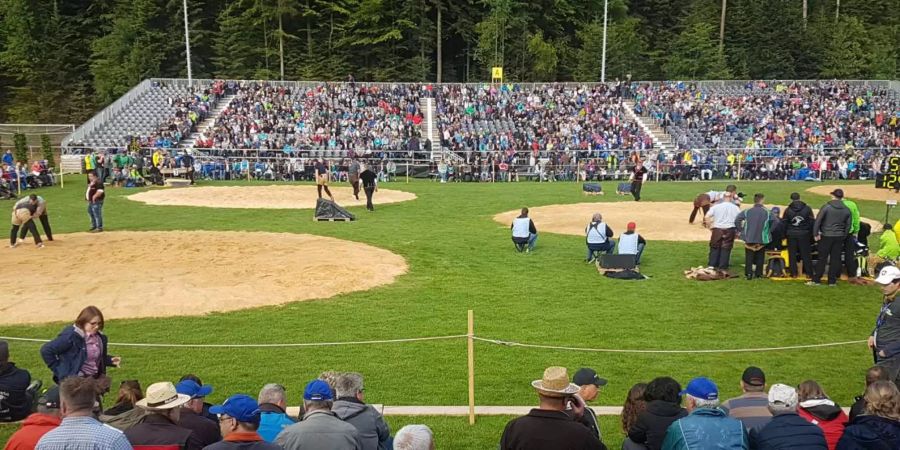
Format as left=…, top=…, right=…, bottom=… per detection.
left=40, top=306, right=121, bottom=386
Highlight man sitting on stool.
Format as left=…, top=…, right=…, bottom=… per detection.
left=511, top=208, right=538, bottom=253
left=585, top=213, right=615, bottom=262
left=617, top=222, right=646, bottom=266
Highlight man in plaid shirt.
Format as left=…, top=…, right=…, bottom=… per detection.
left=36, top=377, right=131, bottom=450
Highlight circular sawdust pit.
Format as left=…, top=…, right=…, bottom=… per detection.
left=0, top=231, right=407, bottom=325
left=494, top=201, right=880, bottom=242
left=128, top=185, right=417, bottom=209
left=807, top=184, right=900, bottom=203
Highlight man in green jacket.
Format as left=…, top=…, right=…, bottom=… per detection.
left=843, top=195, right=864, bottom=284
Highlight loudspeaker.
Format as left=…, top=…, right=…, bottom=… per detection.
left=315, top=198, right=356, bottom=221
left=600, top=254, right=636, bottom=270
left=582, top=183, right=602, bottom=193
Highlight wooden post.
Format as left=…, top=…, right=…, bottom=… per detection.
left=655, top=159, right=660, bottom=182
left=467, top=309, right=475, bottom=425
left=60, top=165, right=64, bottom=189
left=406, top=161, right=410, bottom=184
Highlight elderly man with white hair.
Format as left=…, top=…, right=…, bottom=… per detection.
left=393, top=424, right=434, bottom=450
left=332, top=372, right=390, bottom=450
left=748, top=384, right=827, bottom=449
left=661, top=377, right=747, bottom=450
left=257, top=383, right=295, bottom=442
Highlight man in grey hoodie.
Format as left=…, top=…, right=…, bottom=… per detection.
left=735, top=193, right=773, bottom=280
left=809, top=189, right=852, bottom=286
left=332, top=373, right=391, bottom=450
left=275, top=380, right=361, bottom=450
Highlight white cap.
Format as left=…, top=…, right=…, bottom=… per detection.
left=875, top=266, right=900, bottom=285
left=768, top=383, right=798, bottom=408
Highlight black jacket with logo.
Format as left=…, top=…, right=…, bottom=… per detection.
left=783, top=200, right=814, bottom=237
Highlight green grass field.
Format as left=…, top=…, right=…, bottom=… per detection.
left=0, top=176, right=891, bottom=448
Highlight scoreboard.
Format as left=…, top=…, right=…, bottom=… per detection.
left=876, top=156, right=900, bottom=190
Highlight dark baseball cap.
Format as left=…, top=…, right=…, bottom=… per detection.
left=39, top=386, right=61, bottom=409
left=830, top=189, right=844, bottom=199
left=742, top=366, right=766, bottom=387
left=573, top=368, right=608, bottom=387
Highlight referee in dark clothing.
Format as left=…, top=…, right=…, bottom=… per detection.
left=359, top=163, right=378, bottom=211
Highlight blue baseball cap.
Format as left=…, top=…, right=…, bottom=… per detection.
left=209, top=394, right=260, bottom=423
left=303, top=380, right=334, bottom=401
left=175, top=380, right=213, bottom=399
left=681, top=377, right=718, bottom=401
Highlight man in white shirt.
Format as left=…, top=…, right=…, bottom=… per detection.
left=511, top=207, right=538, bottom=253
left=704, top=192, right=741, bottom=271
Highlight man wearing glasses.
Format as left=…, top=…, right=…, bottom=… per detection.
left=207, top=394, right=281, bottom=450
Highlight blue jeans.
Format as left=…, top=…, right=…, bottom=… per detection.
left=586, top=240, right=615, bottom=261
left=88, top=201, right=103, bottom=230
left=620, top=243, right=646, bottom=265
left=513, top=233, right=538, bottom=251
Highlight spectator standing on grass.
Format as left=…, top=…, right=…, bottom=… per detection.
left=629, top=377, right=687, bottom=450
left=392, top=425, right=434, bottom=450
left=35, top=377, right=132, bottom=450
left=849, top=366, right=891, bottom=421
left=206, top=394, right=282, bottom=450
left=176, top=379, right=221, bottom=447
left=783, top=193, right=815, bottom=278
left=585, top=213, right=615, bottom=262
left=275, top=379, right=362, bottom=450
left=0, top=340, right=35, bottom=423
left=704, top=191, right=741, bottom=271
left=85, top=171, right=105, bottom=232
left=4, top=386, right=61, bottom=450
left=621, top=383, right=648, bottom=450
left=661, top=377, right=747, bottom=450
left=257, top=383, right=295, bottom=443
left=842, top=194, right=864, bottom=284
left=722, top=367, right=772, bottom=432
left=749, top=384, right=827, bottom=450
left=735, top=193, right=773, bottom=280
left=126, top=381, right=202, bottom=450
left=332, top=372, right=390, bottom=450
left=836, top=381, right=900, bottom=450
left=500, top=366, right=606, bottom=450
left=572, top=368, right=607, bottom=442
left=40, top=306, right=121, bottom=385
left=809, top=189, right=852, bottom=286
left=796, top=380, right=847, bottom=450
left=869, top=265, right=900, bottom=384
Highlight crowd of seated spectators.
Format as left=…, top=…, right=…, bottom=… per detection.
left=195, top=82, right=427, bottom=159
left=132, top=81, right=222, bottom=150
left=633, top=80, right=900, bottom=152
left=0, top=150, right=56, bottom=197
left=436, top=83, right=652, bottom=160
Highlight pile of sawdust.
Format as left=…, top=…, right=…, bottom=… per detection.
left=128, top=185, right=417, bottom=209
left=0, top=231, right=407, bottom=325
left=807, top=185, right=900, bottom=202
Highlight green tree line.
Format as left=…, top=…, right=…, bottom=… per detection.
left=0, top=0, right=897, bottom=124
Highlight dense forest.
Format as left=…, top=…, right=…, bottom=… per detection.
left=0, top=0, right=898, bottom=124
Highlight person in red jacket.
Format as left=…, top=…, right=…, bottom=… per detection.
left=3, top=386, right=61, bottom=450
left=796, top=380, right=847, bottom=450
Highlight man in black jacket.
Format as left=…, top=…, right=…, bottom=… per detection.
left=0, top=340, right=34, bottom=422
left=869, top=266, right=900, bottom=384
left=500, top=366, right=605, bottom=450
left=627, top=376, right=687, bottom=450
left=809, top=189, right=852, bottom=286
left=573, top=368, right=607, bottom=443
left=783, top=193, right=815, bottom=278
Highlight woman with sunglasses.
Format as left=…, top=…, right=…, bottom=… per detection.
left=40, top=306, right=121, bottom=387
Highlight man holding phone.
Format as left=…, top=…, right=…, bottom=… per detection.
left=500, top=366, right=606, bottom=450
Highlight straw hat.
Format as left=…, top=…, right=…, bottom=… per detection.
left=135, top=382, right=191, bottom=410
left=531, top=366, right=580, bottom=397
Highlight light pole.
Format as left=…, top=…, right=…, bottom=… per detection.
left=600, top=0, right=608, bottom=82
left=183, top=0, right=193, bottom=86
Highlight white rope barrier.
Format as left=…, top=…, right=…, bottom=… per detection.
left=0, top=334, right=866, bottom=353
left=0, top=334, right=469, bottom=349
left=473, top=336, right=867, bottom=354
